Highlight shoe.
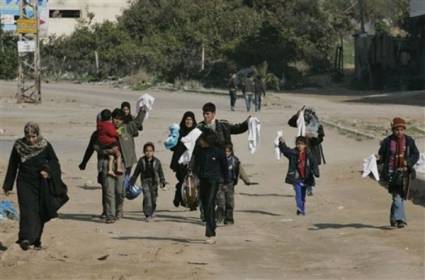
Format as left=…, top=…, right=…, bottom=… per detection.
left=33, top=241, right=42, bottom=250
left=307, top=190, right=314, bottom=196
left=105, top=218, right=116, bottom=224
left=205, top=237, right=216, bottom=244
left=115, top=212, right=124, bottom=220
left=390, top=220, right=396, bottom=227
left=296, top=210, right=300, bottom=216
left=173, top=197, right=180, bottom=208
left=20, top=240, right=30, bottom=251
left=396, top=220, right=407, bottom=228
left=100, top=213, right=107, bottom=219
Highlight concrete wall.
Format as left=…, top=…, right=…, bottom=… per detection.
left=48, top=0, right=131, bottom=36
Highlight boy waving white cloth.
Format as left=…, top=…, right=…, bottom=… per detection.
left=362, top=154, right=380, bottom=181
left=248, top=117, right=261, bottom=154
left=136, top=94, right=155, bottom=119
left=178, top=128, right=203, bottom=165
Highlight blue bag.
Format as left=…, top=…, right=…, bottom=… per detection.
left=124, top=175, right=143, bottom=200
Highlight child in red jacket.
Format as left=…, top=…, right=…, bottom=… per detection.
left=97, top=109, right=123, bottom=176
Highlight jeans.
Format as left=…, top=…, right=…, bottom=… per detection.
left=255, top=94, right=262, bottom=112
left=294, top=183, right=307, bottom=214
left=142, top=178, right=158, bottom=217
left=229, top=90, right=237, bottom=110
left=199, top=178, right=219, bottom=237
left=390, top=193, right=406, bottom=223
left=244, top=94, right=254, bottom=112
left=216, top=184, right=235, bottom=223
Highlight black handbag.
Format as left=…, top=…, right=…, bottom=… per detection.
left=388, top=170, right=405, bottom=193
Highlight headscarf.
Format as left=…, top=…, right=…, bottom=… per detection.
left=14, top=122, right=48, bottom=162
left=179, top=111, right=197, bottom=137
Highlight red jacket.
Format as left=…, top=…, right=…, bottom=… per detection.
left=97, top=121, right=118, bottom=146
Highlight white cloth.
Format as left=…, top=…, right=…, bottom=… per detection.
left=136, top=94, right=155, bottom=119
left=362, top=154, right=380, bottom=181
left=178, top=128, right=203, bottom=165
left=274, top=131, right=283, bottom=160
left=248, top=117, right=261, bottom=154
left=414, top=153, right=425, bottom=173
left=297, top=109, right=306, bottom=137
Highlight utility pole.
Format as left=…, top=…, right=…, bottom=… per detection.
left=16, top=0, right=41, bottom=104
left=358, top=0, right=366, bottom=33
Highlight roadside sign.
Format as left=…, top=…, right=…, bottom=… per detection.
left=16, top=18, right=37, bottom=34
left=17, top=40, right=36, bottom=53
left=0, top=14, right=14, bottom=24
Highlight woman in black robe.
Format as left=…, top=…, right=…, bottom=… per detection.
left=2, top=122, right=68, bottom=250
left=170, top=111, right=197, bottom=207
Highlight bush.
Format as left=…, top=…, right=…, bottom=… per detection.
left=0, top=30, right=18, bottom=79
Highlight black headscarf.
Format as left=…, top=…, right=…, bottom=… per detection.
left=179, top=111, right=197, bottom=137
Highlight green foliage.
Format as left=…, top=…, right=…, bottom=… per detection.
left=1, top=0, right=416, bottom=87
left=0, top=29, right=18, bottom=79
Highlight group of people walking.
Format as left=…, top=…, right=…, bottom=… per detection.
left=2, top=93, right=421, bottom=249
left=228, top=73, right=266, bottom=112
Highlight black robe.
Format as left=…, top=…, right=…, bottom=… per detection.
left=3, top=141, right=69, bottom=245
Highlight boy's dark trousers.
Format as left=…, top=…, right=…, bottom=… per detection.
left=216, top=184, right=235, bottom=224
left=142, top=178, right=158, bottom=217
left=199, top=178, right=220, bottom=237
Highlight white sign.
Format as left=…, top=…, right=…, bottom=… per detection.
left=0, top=14, right=14, bottom=25
left=18, top=40, right=36, bottom=53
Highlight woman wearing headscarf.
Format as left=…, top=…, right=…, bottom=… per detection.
left=121, top=101, right=143, bottom=176
left=2, top=122, right=69, bottom=250
left=170, top=111, right=197, bottom=207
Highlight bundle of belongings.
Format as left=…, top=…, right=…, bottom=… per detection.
left=164, top=123, right=180, bottom=150
left=0, top=200, right=19, bottom=221
left=181, top=170, right=199, bottom=211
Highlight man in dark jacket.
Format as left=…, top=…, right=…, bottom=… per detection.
left=193, top=129, right=230, bottom=244
left=228, top=73, right=238, bottom=111
left=197, top=102, right=249, bottom=148
left=377, top=117, right=419, bottom=228
left=288, top=107, right=325, bottom=196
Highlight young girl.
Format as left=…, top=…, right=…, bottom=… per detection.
left=279, top=136, right=319, bottom=215
left=130, top=142, right=166, bottom=221
left=97, top=109, right=123, bottom=176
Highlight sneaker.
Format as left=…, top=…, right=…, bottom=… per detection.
left=205, top=237, right=216, bottom=244
left=19, top=240, right=30, bottom=251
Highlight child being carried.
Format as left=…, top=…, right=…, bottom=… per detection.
left=97, top=109, right=124, bottom=176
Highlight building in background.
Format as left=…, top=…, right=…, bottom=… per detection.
left=1, top=0, right=131, bottom=36
left=48, top=0, right=131, bottom=36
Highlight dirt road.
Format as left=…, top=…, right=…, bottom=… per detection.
left=0, top=81, right=424, bottom=280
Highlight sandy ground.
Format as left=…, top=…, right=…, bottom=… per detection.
left=0, top=80, right=424, bottom=280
